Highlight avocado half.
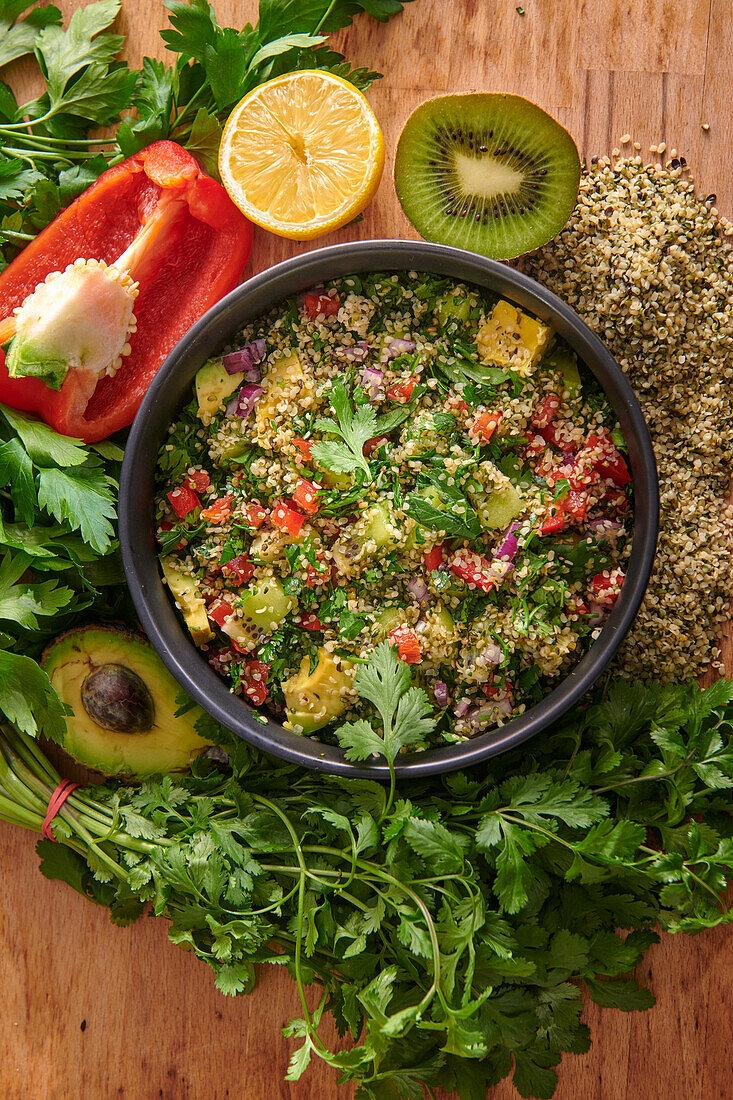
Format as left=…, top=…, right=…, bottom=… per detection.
left=42, top=626, right=212, bottom=778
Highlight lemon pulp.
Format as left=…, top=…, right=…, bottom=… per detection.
left=219, top=71, right=385, bottom=240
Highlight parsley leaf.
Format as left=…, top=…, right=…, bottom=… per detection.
left=0, top=651, right=69, bottom=741
left=37, top=461, right=117, bottom=554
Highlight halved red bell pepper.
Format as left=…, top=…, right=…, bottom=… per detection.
left=0, top=141, right=252, bottom=442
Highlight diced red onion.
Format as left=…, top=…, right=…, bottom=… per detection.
left=561, top=452, right=577, bottom=466
left=481, top=643, right=503, bottom=666
left=336, top=340, right=369, bottom=362
left=361, top=365, right=384, bottom=402
left=223, top=339, right=266, bottom=378
left=493, top=696, right=514, bottom=719
left=407, top=575, right=433, bottom=609
left=587, top=601, right=608, bottom=627
left=586, top=517, right=624, bottom=537
left=454, top=697, right=471, bottom=717
left=386, top=336, right=415, bottom=359
left=227, top=383, right=263, bottom=420
left=465, top=696, right=513, bottom=732
left=434, top=681, right=449, bottom=707
left=495, top=522, right=520, bottom=562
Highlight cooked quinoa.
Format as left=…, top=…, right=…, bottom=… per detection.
left=527, top=156, right=733, bottom=681
left=154, top=273, right=633, bottom=745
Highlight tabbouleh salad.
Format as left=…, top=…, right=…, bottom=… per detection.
left=154, top=272, right=632, bottom=746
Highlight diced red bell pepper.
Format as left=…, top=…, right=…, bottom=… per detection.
left=208, top=598, right=234, bottom=627
left=303, top=292, right=340, bottom=319
left=0, top=141, right=252, bottom=442
left=222, top=554, right=255, bottom=586
left=425, top=542, right=447, bottom=572
left=578, top=431, right=631, bottom=486
left=540, top=420, right=581, bottom=453
left=201, top=494, right=233, bottom=524
left=306, top=559, right=334, bottom=588
left=167, top=485, right=200, bottom=519
left=386, top=378, right=415, bottom=403
left=363, top=434, right=390, bottom=456
left=481, top=677, right=513, bottom=699
left=471, top=408, right=503, bottom=443
left=590, top=568, right=625, bottom=607
left=531, top=393, right=561, bottom=429
left=273, top=501, right=305, bottom=536
left=240, top=660, right=270, bottom=706
left=295, top=612, right=323, bottom=631
left=450, top=548, right=495, bottom=593
left=539, top=506, right=566, bottom=535
left=539, top=489, right=590, bottom=534
left=566, top=489, right=590, bottom=521
left=292, top=477, right=320, bottom=515
left=183, top=469, right=210, bottom=493
left=567, top=594, right=591, bottom=616
left=244, top=502, right=268, bottom=529
left=292, top=436, right=314, bottom=461
left=603, top=487, right=630, bottom=514
left=388, top=624, right=422, bottom=664
left=523, top=433, right=547, bottom=460
left=157, top=520, right=186, bottom=552
left=207, top=644, right=238, bottom=674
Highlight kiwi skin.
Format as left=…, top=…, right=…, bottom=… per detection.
left=394, top=93, right=581, bottom=260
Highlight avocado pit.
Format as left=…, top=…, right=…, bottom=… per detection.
left=81, top=663, right=155, bottom=734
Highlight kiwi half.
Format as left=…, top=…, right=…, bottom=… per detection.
left=394, top=93, right=581, bottom=260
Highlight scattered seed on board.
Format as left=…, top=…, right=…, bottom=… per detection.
left=528, top=155, right=733, bottom=681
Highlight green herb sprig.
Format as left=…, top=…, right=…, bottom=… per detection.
left=311, top=379, right=411, bottom=482
left=0, top=651, right=731, bottom=1099
left=0, top=0, right=416, bottom=265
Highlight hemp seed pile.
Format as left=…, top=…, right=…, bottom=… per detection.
left=528, top=157, right=733, bottom=680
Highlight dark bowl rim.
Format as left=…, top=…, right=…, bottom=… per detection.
left=119, top=239, right=659, bottom=778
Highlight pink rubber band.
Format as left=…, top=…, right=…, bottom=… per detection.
left=41, top=780, right=81, bottom=841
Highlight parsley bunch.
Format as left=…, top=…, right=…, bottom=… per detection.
left=0, top=403, right=123, bottom=736
left=0, top=0, right=416, bottom=266
left=0, top=648, right=731, bottom=1099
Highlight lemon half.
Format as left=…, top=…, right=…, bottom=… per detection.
left=219, top=71, right=385, bottom=240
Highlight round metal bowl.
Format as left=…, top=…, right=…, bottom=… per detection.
left=119, top=240, right=658, bottom=778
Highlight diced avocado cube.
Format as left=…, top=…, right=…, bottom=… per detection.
left=436, top=291, right=471, bottom=327
left=543, top=347, right=582, bottom=395
left=372, top=607, right=404, bottom=639
left=476, top=483, right=523, bottom=530
left=364, top=503, right=400, bottom=549
left=283, top=649, right=355, bottom=733
left=196, top=357, right=241, bottom=424
left=424, top=602, right=459, bottom=657
left=254, top=354, right=315, bottom=448
left=332, top=503, right=400, bottom=574
left=161, top=559, right=213, bottom=646
left=477, top=300, right=552, bottom=373
left=210, top=427, right=248, bottom=465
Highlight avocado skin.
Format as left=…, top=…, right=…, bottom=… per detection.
left=42, top=626, right=212, bottom=777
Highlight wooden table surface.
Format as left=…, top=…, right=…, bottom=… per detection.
left=2, top=1, right=732, bottom=1097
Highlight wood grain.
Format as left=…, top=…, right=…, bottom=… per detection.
left=1, top=1, right=732, bottom=1097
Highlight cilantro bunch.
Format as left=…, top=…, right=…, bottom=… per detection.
left=0, top=647, right=731, bottom=1100
left=0, top=0, right=415, bottom=266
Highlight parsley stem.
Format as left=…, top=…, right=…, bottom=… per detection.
left=2, top=145, right=75, bottom=164
left=312, top=0, right=338, bottom=34
left=0, top=127, right=115, bottom=148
